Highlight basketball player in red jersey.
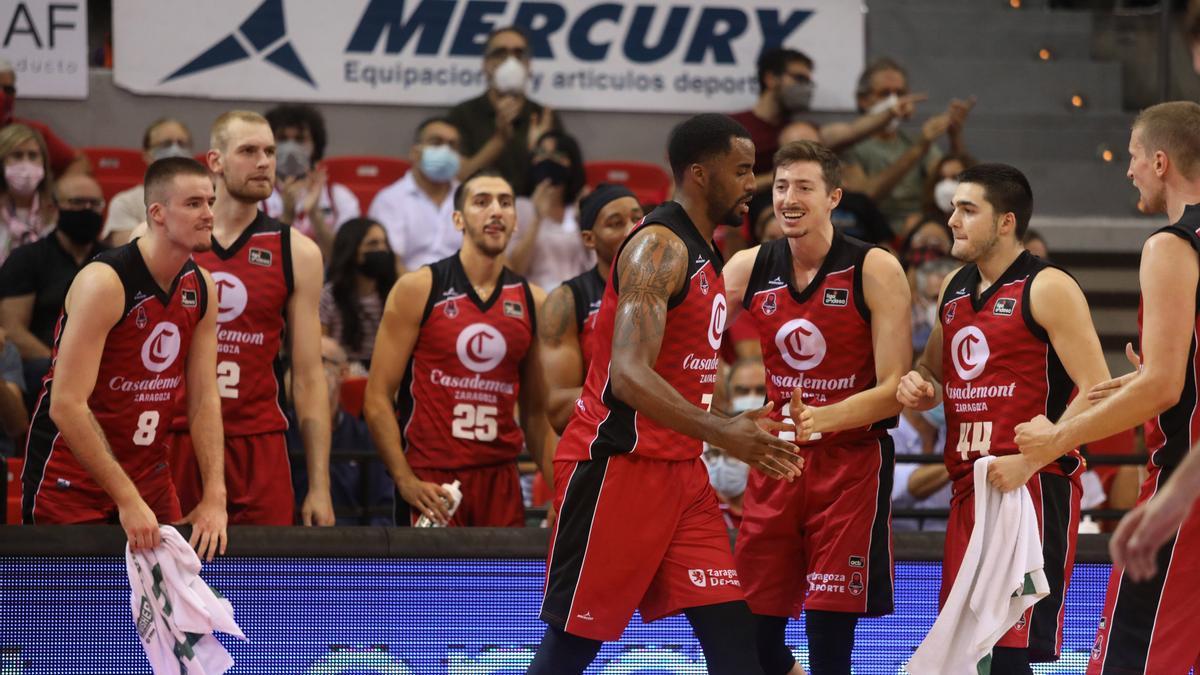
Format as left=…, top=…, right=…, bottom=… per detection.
left=897, top=163, right=1109, bottom=673
left=529, top=114, right=806, bottom=675
left=1014, top=101, right=1200, bottom=673
left=168, top=111, right=334, bottom=526
left=540, top=183, right=641, bottom=433
left=23, top=157, right=227, bottom=558
left=721, top=140, right=912, bottom=675
left=364, top=170, right=552, bottom=527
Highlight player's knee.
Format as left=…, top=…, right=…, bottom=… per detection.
left=988, top=647, right=1033, bottom=675
left=804, top=610, right=857, bottom=674
left=686, top=601, right=764, bottom=675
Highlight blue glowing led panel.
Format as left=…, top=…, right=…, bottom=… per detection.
left=0, top=559, right=1111, bottom=674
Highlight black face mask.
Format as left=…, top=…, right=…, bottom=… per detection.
left=57, top=208, right=103, bottom=245
left=358, top=249, right=395, bottom=279
left=530, top=159, right=570, bottom=187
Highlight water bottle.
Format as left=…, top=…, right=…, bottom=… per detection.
left=414, top=480, right=462, bottom=527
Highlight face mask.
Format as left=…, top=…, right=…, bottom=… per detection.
left=531, top=159, right=570, bottom=187
left=868, top=93, right=901, bottom=133
left=4, top=160, right=43, bottom=197
left=729, top=394, right=763, bottom=415
left=358, top=249, right=395, bottom=279
left=492, top=56, right=528, bottom=94
left=56, top=208, right=103, bottom=244
left=779, top=80, right=814, bottom=114
left=419, top=144, right=460, bottom=183
left=922, top=403, right=945, bottom=429
left=150, top=142, right=192, bottom=162
left=705, top=452, right=750, bottom=498
left=934, top=178, right=959, bottom=213
left=275, top=140, right=311, bottom=180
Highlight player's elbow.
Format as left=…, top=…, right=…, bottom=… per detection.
left=609, top=362, right=640, bottom=404
left=48, top=395, right=83, bottom=428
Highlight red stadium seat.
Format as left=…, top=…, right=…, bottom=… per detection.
left=340, top=376, right=368, bottom=419
left=584, top=160, right=673, bottom=207
left=319, top=156, right=411, bottom=213
left=82, top=146, right=147, bottom=204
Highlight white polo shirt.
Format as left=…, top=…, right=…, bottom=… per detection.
left=367, top=172, right=461, bottom=271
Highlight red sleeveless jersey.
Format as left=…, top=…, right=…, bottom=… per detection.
left=561, top=265, right=606, bottom=367
left=556, top=201, right=727, bottom=462
left=742, top=232, right=892, bottom=444
left=1140, top=211, right=1200, bottom=469
left=25, top=243, right=208, bottom=488
left=398, top=254, right=535, bottom=470
left=173, top=212, right=292, bottom=436
left=939, top=251, right=1081, bottom=492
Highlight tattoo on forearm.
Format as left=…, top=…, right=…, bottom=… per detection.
left=612, top=233, right=684, bottom=351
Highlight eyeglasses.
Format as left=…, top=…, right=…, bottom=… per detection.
left=486, top=46, right=527, bottom=60
left=59, top=197, right=105, bottom=211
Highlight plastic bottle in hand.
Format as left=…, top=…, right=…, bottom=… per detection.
left=414, top=480, right=463, bottom=528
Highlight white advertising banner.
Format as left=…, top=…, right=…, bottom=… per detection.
left=114, top=0, right=864, bottom=113
left=0, top=0, right=89, bottom=99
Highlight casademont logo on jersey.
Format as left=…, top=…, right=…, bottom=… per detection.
left=109, top=322, right=184, bottom=403
left=212, top=272, right=265, bottom=355
left=437, top=323, right=514, bottom=404
left=680, top=293, right=726, bottom=386
left=770, top=319, right=857, bottom=394
left=946, top=326, right=1015, bottom=411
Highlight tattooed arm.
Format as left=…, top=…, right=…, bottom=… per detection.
left=609, top=226, right=803, bottom=479
left=539, top=284, right=585, bottom=434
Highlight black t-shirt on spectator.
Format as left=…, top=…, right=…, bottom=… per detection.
left=0, top=233, right=105, bottom=347
left=447, top=93, right=548, bottom=196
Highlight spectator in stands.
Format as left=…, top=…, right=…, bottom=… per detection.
left=1023, top=228, right=1049, bottom=259
left=509, top=130, right=590, bottom=289
left=103, top=118, right=193, bottom=246
left=0, top=124, right=55, bottom=263
left=918, top=153, right=975, bottom=228
left=909, top=256, right=957, bottom=353
left=733, top=49, right=925, bottom=196
left=890, top=403, right=951, bottom=531
left=368, top=117, right=461, bottom=271
left=320, top=218, right=396, bottom=371
left=705, top=357, right=765, bottom=530
left=263, top=104, right=361, bottom=258
left=0, top=174, right=107, bottom=402
left=448, top=26, right=555, bottom=195
left=0, top=59, right=88, bottom=177
left=899, top=219, right=953, bottom=270
left=0, top=326, right=27, bottom=460
left=842, top=57, right=975, bottom=235
left=1188, top=0, right=1200, bottom=74
left=288, top=337, right=393, bottom=525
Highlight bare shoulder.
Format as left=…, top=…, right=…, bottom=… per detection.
left=616, top=225, right=688, bottom=294
left=289, top=229, right=323, bottom=267
left=863, top=246, right=906, bottom=278
left=528, top=282, right=548, bottom=307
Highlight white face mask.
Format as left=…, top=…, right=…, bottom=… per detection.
left=729, top=394, right=763, bottom=416
left=934, top=178, right=959, bottom=213
left=492, top=56, right=528, bottom=94
left=704, top=450, right=750, bottom=498
left=868, top=93, right=901, bottom=134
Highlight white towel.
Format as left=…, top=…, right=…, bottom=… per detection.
left=126, top=525, right=247, bottom=675
left=907, top=457, right=1049, bottom=674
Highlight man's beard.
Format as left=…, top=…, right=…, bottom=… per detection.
left=225, top=176, right=273, bottom=203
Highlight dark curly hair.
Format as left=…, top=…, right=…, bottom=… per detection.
left=328, top=218, right=395, bottom=354
left=263, top=103, right=328, bottom=162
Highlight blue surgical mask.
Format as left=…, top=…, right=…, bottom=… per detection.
left=704, top=450, right=749, bottom=498
left=922, top=403, right=945, bottom=429
left=420, top=144, right=460, bottom=183
left=150, top=142, right=191, bottom=162
left=729, top=394, right=763, bottom=415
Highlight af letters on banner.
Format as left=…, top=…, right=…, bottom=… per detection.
left=0, top=0, right=89, bottom=99
left=113, top=0, right=864, bottom=113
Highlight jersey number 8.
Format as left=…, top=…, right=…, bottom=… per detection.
left=133, top=411, right=160, bottom=446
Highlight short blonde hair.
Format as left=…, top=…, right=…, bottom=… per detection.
left=210, top=110, right=269, bottom=153
left=1134, top=101, right=1200, bottom=180
left=0, top=123, right=55, bottom=214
